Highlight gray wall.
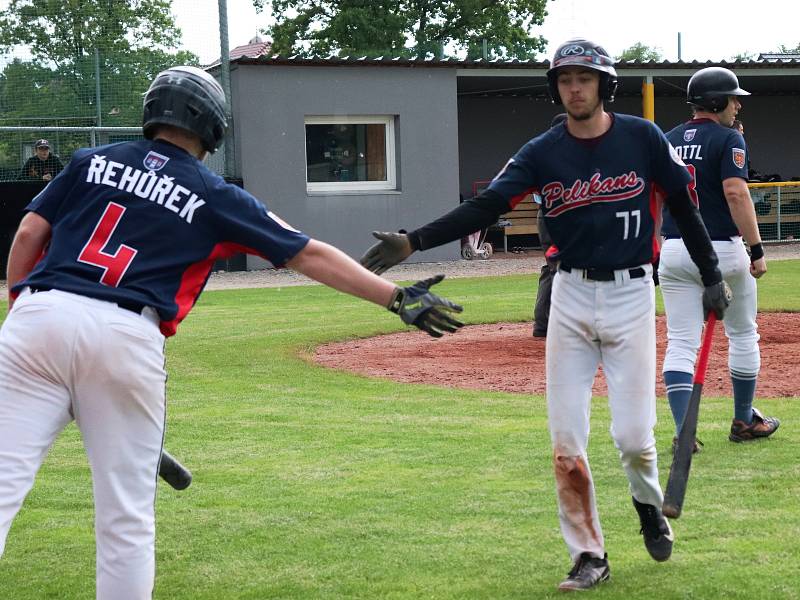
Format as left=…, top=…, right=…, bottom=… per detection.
left=232, top=64, right=461, bottom=268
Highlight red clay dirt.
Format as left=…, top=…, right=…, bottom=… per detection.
left=314, top=313, right=800, bottom=398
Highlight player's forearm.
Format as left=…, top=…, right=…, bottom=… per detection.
left=6, top=212, right=52, bottom=307
left=408, top=191, right=509, bottom=251
left=287, top=239, right=396, bottom=307
left=664, top=189, right=722, bottom=286
left=723, top=179, right=762, bottom=246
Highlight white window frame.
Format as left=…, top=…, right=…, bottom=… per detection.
left=305, top=115, right=397, bottom=193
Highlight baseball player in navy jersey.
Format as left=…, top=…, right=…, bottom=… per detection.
left=360, top=39, right=732, bottom=591
left=0, top=66, right=463, bottom=599
left=660, top=67, right=779, bottom=448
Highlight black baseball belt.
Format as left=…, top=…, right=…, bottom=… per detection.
left=28, top=286, right=147, bottom=315
left=559, top=265, right=646, bottom=282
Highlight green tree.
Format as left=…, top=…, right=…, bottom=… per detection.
left=778, top=42, right=800, bottom=53
left=616, top=42, right=663, bottom=62
left=0, top=0, right=197, bottom=128
left=254, top=0, right=550, bottom=60
left=731, top=51, right=757, bottom=61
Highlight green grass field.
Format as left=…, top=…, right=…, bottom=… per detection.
left=2, top=261, right=799, bottom=599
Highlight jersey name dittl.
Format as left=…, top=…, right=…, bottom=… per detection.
left=673, top=144, right=704, bottom=160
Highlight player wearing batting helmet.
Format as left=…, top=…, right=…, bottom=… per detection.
left=360, top=38, right=731, bottom=591
left=0, top=65, right=463, bottom=599
left=660, top=66, right=779, bottom=450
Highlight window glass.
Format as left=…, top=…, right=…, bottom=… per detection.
left=305, top=116, right=395, bottom=192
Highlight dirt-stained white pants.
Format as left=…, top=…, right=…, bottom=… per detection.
left=546, top=265, right=663, bottom=561
left=0, top=289, right=166, bottom=600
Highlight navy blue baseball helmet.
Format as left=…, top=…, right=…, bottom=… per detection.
left=546, top=39, right=618, bottom=105
left=143, top=66, right=228, bottom=153
left=687, top=67, right=750, bottom=113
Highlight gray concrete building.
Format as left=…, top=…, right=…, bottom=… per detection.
left=223, top=55, right=800, bottom=268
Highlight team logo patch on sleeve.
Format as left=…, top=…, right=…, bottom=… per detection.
left=732, top=148, right=746, bottom=169
left=143, top=151, right=170, bottom=172
left=683, top=129, right=696, bottom=142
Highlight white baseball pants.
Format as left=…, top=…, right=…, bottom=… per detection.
left=546, top=265, right=663, bottom=560
left=659, top=237, right=760, bottom=375
left=0, top=289, right=167, bottom=600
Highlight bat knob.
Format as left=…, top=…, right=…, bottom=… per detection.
left=662, top=503, right=681, bottom=520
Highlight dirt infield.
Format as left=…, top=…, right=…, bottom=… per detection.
left=314, top=313, right=800, bottom=398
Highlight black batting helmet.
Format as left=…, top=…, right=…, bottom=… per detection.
left=143, top=66, right=228, bottom=153
left=686, top=67, right=750, bottom=113
left=546, top=39, right=618, bottom=105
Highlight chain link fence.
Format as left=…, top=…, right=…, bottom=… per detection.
left=0, top=1, right=230, bottom=180
left=750, top=182, right=800, bottom=242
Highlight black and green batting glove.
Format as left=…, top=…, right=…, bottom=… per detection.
left=387, top=275, right=464, bottom=338
left=360, top=231, right=414, bottom=275
left=702, top=280, right=732, bottom=320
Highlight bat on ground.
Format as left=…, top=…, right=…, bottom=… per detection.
left=662, top=313, right=717, bottom=519
left=159, top=449, right=193, bottom=490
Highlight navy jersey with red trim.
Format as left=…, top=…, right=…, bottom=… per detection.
left=13, top=139, right=310, bottom=336
left=487, top=113, right=692, bottom=270
left=661, top=118, right=747, bottom=239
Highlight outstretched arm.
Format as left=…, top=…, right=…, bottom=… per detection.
left=287, top=239, right=463, bottom=337
left=288, top=239, right=397, bottom=306
left=360, top=191, right=510, bottom=274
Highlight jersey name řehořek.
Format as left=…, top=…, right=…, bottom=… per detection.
left=14, top=139, right=310, bottom=336
left=487, top=113, right=692, bottom=270
left=662, top=118, right=747, bottom=239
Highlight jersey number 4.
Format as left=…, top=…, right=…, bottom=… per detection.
left=77, top=202, right=137, bottom=287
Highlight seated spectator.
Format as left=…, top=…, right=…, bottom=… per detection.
left=19, top=139, right=64, bottom=182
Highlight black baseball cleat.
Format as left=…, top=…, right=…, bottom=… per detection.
left=558, top=552, right=610, bottom=592
left=729, top=407, right=780, bottom=442
left=632, top=497, right=674, bottom=562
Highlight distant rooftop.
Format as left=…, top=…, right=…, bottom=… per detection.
left=230, top=35, right=272, bottom=61
left=206, top=36, right=272, bottom=68
left=758, top=52, right=800, bottom=62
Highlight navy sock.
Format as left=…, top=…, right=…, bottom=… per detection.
left=731, top=369, right=757, bottom=423
left=664, top=370, right=694, bottom=435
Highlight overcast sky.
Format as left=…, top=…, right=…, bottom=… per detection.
left=174, top=0, right=798, bottom=64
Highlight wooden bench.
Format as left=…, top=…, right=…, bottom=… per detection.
left=750, top=182, right=800, bottom=241
left=496, top=194, right=540, bottom=252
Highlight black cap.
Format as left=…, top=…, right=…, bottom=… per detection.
left=35, top=139, right=50, bottom=148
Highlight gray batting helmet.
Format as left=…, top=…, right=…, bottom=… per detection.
left=143, top=66, right=228, bottom=153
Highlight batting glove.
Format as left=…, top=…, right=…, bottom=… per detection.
left=360, top=231, right=414, bottom=275
left=388, top=274, right=464, bottom=338
left=702, top=280, right=732, bottom=320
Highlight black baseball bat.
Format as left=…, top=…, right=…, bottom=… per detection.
left=662, top=313, right=717, bottom=519
left=159, top=449, right=193, bottom=491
